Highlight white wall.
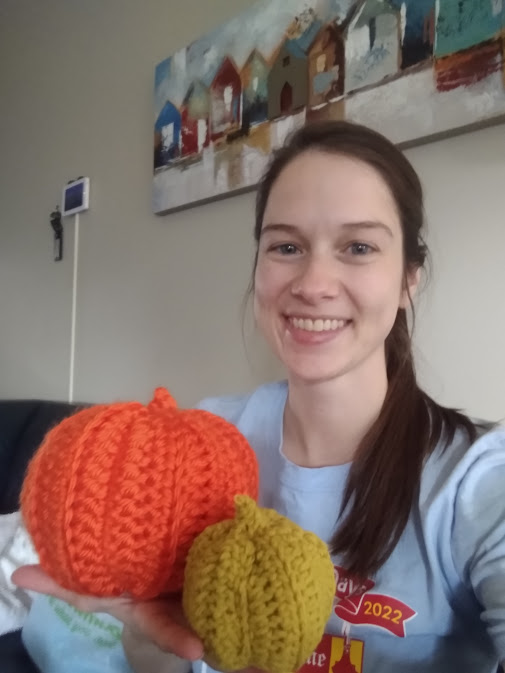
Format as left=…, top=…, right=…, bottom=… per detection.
left=408, top=127, right=505, bottom=422
left=0, top=0, right=504, bottom=420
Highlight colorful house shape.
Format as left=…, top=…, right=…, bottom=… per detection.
left=180, top=80, right=210, bottom=157
left=209, top=56, right=242, bottom=142
left=307, top=22, right=345, bottom=107
left=343, top=0, right=401, bottom=94
left=434, top=0, right=504, bottom=92
left=503, top=20, right=505, bottom=90
left=435, top=0, right=503, bottom=58
left=241, top=49, right=270, bottom=127
left=154, top=99, right=181, bottom=168
left=268, top=39, right=308, bottom=120
left=398, top=0, right=436, bottom=69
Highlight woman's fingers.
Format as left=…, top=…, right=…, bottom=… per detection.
left=11, top=564, right=61, bottom=593
left=12, top=564, right=204, bottom=661
left=11, top=565, right=82, bottom=603
left=11, top=565, right=131, bottom=614
left=129, top=599, right=204, bottom=661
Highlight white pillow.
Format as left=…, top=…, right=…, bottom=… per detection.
left=0, top=511, right=39, bottom=635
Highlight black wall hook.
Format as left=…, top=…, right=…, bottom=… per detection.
left=50, top=206, right=63, bottom=261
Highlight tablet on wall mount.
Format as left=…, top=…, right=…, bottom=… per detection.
left=62, top=177, right=90, bottom=217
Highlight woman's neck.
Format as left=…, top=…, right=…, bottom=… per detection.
left=283, top=356, right=389, bottom=468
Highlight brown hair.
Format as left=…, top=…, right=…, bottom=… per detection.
left=252, top=120, right=478, bottom=578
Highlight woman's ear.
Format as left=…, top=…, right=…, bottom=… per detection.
left=399, top=266, right=421, bottom=309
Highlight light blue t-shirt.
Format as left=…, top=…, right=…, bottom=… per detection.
left=22, top=381, right=505, bottom=672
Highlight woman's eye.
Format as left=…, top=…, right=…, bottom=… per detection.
left=348, top=242, right=373, bottom=256
left=274, top=243, right=299, bottom=255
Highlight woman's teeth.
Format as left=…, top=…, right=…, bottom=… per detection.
left=290, top=318, right=347, bottom=332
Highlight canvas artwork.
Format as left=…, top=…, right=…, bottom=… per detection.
left=153, top=0, right=505, bottom=214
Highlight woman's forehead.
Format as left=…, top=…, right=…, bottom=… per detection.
left=263, top=151, right=401, bottom=231
left=270, top=150, right=390, bottom=194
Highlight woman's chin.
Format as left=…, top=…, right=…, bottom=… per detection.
left=284, top=359, right=349, bottom=385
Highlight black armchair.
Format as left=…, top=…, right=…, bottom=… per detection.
left=0, top=398, right=83, bottom=672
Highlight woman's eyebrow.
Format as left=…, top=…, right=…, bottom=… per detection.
left=260, top=221, right=393, bottom=237
left=339, top=221, right=393, bottom=237
left=260, top=223, right=300, bottom=237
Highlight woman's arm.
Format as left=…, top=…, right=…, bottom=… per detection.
left=451, top=430, right=505, bottom=668
left=11, top=565, right=203, bottom=667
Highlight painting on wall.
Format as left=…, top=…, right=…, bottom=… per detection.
left=153, top=0, right=505, bottom=215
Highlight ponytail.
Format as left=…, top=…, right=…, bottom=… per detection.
left=330, top=309, right=477, bottom=577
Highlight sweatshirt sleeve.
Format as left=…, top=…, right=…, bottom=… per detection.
left=451, top=429, right=505, bottom=662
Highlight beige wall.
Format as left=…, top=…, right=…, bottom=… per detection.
left=410, top=128, right=505, bottom=422
left=0, top=0, right=504, bottom=420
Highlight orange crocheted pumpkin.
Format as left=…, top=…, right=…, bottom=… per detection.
left=20, top=387, right=258, bottom=599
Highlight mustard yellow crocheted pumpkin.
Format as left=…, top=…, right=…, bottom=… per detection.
left=183, top=495, right=335, bottom=673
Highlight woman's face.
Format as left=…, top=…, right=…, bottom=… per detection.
left=253, top=149, right=417, bottom=385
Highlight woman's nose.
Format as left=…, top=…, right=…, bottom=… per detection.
left=290, top=255, right=340, bottom=301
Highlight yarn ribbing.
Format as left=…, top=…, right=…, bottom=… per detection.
left=183, top=495, right=335, bottom=673
left=20, top=388, right=259, bottom=599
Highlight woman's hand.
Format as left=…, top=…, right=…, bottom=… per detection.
left=11, top=564, right=204, bottom=662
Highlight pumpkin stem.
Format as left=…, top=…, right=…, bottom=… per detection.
left=149, top=387, right=177, bottom=412
left=233, top=495, right=262, bottom=533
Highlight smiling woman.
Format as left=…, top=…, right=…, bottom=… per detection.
left=254, top=151, right=410, bottom=388
left=236, top=121, right=504, bottom=671
left=12, top=121, right=505, bottom=673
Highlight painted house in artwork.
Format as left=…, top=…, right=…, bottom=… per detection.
left=343, top=0, right=401, bottom=94
left=434, top=0, right=504, bottom=92
left=268, top=39, right=308, bottom=120
left=397, top=0, right=436, bottom=69
left=209, top=56, right=242, bottom=142
left=154, top=100, right=181, bottom=168
left=180, top=80, right=210, bottom=157
left=501, top=22, right=505, bottom=89
left=241, top=49, right=270, bottom=127
left=307, top=22, right=345, bottom=106
left=435, top=0, right=503, bottom=57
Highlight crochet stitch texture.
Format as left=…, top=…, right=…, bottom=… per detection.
left=183, top=495, right=336, bottom=673
left=20, top=388, right=259, bottom=599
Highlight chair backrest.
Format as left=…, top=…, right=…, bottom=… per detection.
left=0, top=399, right=84, bottom=514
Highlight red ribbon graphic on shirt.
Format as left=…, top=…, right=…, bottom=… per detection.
left=334, top=566, right=375, bottom=608
left=335, top=593, right=416, bottom=638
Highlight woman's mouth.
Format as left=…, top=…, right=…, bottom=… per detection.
left=289, top=317, right=348, bottom=332
left=284, top=316, right=351, bottom=344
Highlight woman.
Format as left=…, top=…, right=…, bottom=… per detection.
left=13, top=121, right=505, bottom=673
